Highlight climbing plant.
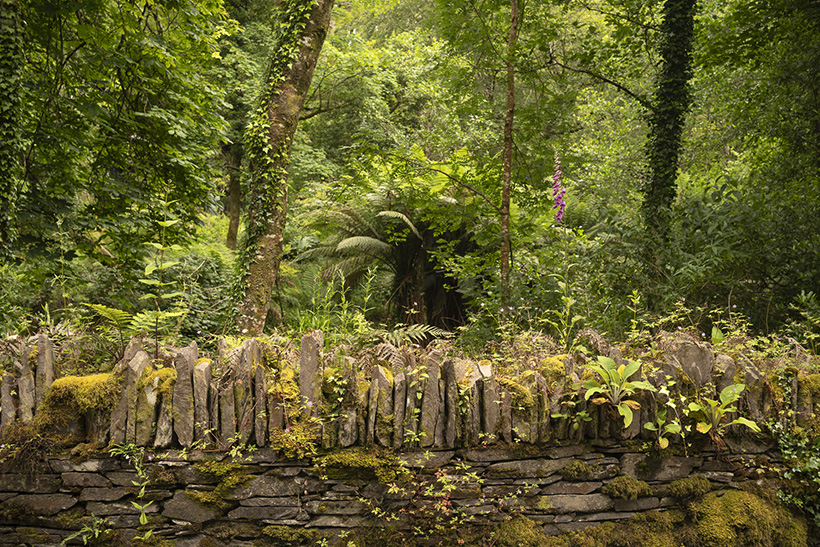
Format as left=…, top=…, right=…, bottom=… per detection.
left=0, top=0, right=23, bottom=255
left=233, top=0, right=334, bottom=335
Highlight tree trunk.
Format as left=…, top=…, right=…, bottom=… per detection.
left=0, top=0, right=23, bottom=255
left=234, top=0, right=334, bottom=335
left=500, top=0, right=519, bottom=308
left=224, top=144, right=242, bottom=251
left=643, top=0, right=697, bottom=246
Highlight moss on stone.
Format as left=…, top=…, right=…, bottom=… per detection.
left=560, top=459, right=600, bottom=480
left=798, top=373, right=820, bottom=398
left=44, top=373, right=120, bottom=414
left=498, top=375, right=536, bottom=409
left=540, top=354, right=568, bottom=392
left=270, top=420, right=319, bottom=459
left=694, top=490, right=807, bottom=547
left=315, top=446, right=405, bottom=484
left=668, top=475, right=712, bottom=499
left=141, top=367, right=177, bottom=400
left=187, top=458, right=250, bottom=509
left=602, top=475, right=653, bottom=500
left=261, top=525, right=319, bottom=545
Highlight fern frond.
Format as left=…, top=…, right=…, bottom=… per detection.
left=336, top=236, right=392, bottom=256
left=376, top=210, right=422, bottom=239
left=374, top=343, right=405, bottom=369
left=86, top=304, right=133, bottom=330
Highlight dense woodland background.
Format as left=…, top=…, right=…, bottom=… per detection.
left=0, top=0, right=819, bottom=356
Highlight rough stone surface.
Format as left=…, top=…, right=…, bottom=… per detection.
left=371, top=364, right=393, bottom=447
left=173, top=343, right=197, bottom=447
left=163, top=491, right=220, bottom=523
left=193, top=359, right=212, bottom=443
left=1, top=371, right=16, bottom=431
left=419, top=352, right=441, bottom=447
left=487, top=458, right=573, bottom=478
left=32, top=333, right=55, bottom=412
left=16, top=346, right=35, bottom=423
left=61, top=472, right=111, bottom=488
left=253, top=352, right=267, bottom=447
left=392, top=372, right=407, bottom=449
left=338, top=409, right=358, bottom=447
left=299, top=331, right=323, bottom=417
left=10, top=493, right=77, bottom=515
left=541, top=494, right=614, bottom=514
left=234, top=341, right=254, bottom=445
left=121, top=351, right=151, bottom=444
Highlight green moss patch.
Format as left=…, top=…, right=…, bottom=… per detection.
left=695, top=490, right=807, bottom=547
left=315, top=447, right=406, bottom=484
left=186, top=458, right=250, bottom=509
left=602, top=475, right=653, bottom=500
left=668, top=475, right=712, bottom=499
left=44, top=373, right=120, bottom=414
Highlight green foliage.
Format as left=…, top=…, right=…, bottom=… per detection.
left=13, top=0, right=232, bottom=263
left=0, top=0, right=24, bottom=255
left=686, top=384, right=761, bottom=449
left=582, top=356, right=656, bottom=428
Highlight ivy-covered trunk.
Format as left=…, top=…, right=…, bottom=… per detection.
left=234, top=0, right=334, bottom=335
left=0, top=0, right=23, bottom=255
left=643, top=0, right=697, bottom=246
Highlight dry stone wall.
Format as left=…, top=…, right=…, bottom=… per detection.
left=0, top=443, right=784, bottom=546
left=0, top=330, right=817, bottom=544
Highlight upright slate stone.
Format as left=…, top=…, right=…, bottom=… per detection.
left=499, top=387, right=513, bottom=443
left=32, top=333, right=55, bottom=412
left=392, top=372, right=407, bottom=449
left=1, top=371, right=16, bottom=431
left=193, top=359, right=212, bottom=443
left=338, top=408, right=358, bottom=447
left=536, top=373, right=551, bottom=443
left=172, top=343, right=197, bottom=448
left=121, top=351, right=150, bottom=444
left=154, top=372, right=175, bottom=449
left=16, top=344, right=35, bottom=423
left=253, top=348, right=268, bottom=447
left=714, top=355, right=736, bottom=395
left=220, top=365, right=238, bottom=447
left=135, top=366, right=158, bottom=446
left=659, top=331, right=715, bottom=388
left=419, top=351, right=441, bottom=448
left=299, top=331, right=323, bottom=417
left=403, top=354, right=420, bottom=445
left=480, top=366, right=500, bottom=442
left=443, top=360, right=458, bottom=448
left=371, top=364, right=393, bottom=447
left=234, top=341, right=254, bottom=445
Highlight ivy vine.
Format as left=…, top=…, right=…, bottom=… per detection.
left=643, top=0, right=697, bottom=244
left=231, top=0, right=327, bottom=333
left=0, top=0, right=24, bottom=256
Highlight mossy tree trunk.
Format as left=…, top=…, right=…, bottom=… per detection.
left=234, top=0, right=334, bottom=335
left=643, top=0, right=697, bottom=247
left=0, top=0, right=23, bottom=256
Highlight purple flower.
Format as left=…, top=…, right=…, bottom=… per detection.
left=552, top=151, right=566, bottom=222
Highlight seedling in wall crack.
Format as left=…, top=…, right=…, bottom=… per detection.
left=582, top=356, right=656, bottom=428
left=686, top=383, right=761, bottom=450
